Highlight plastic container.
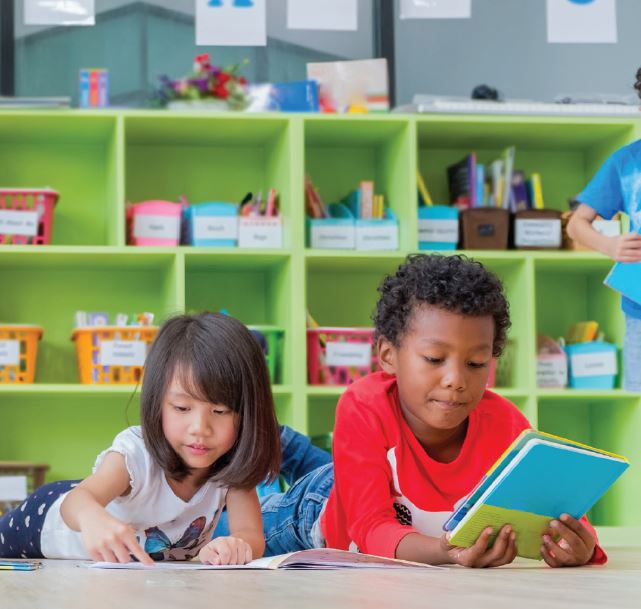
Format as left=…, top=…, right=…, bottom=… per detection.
left=307, top=327, right=378, bottom=385
left=127, top=200, right=183, bottom=246
left=248, top=325, right=284, bottom=384
left=183, top=202, right=238, bottom=247
left=565, top=341, right=618, bottom=390
left=418, top=205, right=459, bottom=250
left=71, top=326, right=158, bottom=384
left=307, top=203, right=355, bottom=250
left=0, top=325, right=43, bottom=384
left=0, top=188, right=59, bottom=245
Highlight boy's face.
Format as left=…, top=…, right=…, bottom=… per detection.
left=378, top=305, right=494, bottom=448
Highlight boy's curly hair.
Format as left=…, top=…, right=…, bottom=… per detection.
left=373, top=254, right=510, bottom=357
left=635, top=67, right=641, bottom=99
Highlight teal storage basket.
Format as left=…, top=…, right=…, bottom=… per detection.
left=418, top=205, right=459, bottom=250
left=183, top=202, right=238, bottom=247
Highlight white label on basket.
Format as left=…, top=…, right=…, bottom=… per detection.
left=570, top=352, right=617, bottom=378
left=100, top=341, right=147, bottom=367
left=537, top=357, right=568, bottom=388
left=418, top=219, right=458, bottom=243
left=592, top=219, right=621, bottom=238
left=356, top=225, right=398, bottom=251
left=0, top=210, right=38, bottom=237
left=515, top=219, right=561, bottom=247
left=194, top=216, right=238, bottom=242
left=238, top=218, right=282, bottom=248
left=0, top=476, right=27, bottom=502
left=310, top=225, right=355, bottom=249
left=325, top=341, right=372, bottom=367
left=0, top=341, right=20, bottom=365
left=133, top=214, right=181, bottom=240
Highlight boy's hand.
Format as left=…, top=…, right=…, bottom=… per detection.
left=79, top=510, right=153, bottom=565
left=604, top=232, right=641, bottom=263
left=540, top=514, right=595, bottom=567
left=440, top=525, right=517, bottom=568
left=198, top=536, right=253, bottom=565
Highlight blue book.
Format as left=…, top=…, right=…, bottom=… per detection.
left=604, top=261, right=641, bottom=305
left=443, top=430, right=628, bottom=559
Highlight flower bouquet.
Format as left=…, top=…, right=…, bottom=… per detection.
left=157, top=53, right=249, bottom=111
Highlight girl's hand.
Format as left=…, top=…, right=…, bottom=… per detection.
left=541, top=514, right=596, bottom=567
left=440, top=525, right=517, bottom=568
left=198, top=536, right=253, bottom=565
left=79, top=510, right=153, bottom=565
left=603, top=232, right=641, bottom=262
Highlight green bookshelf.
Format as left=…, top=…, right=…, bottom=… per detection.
left=0, top=110, right=639, bottom=546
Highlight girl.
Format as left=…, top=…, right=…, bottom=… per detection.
left=0, top=312, right=280, bottom=565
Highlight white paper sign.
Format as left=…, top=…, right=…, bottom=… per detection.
left=400, top=0, right=471, bottom=19
left=310, top=224, right=355, bottom=249
left=0, top=210, right=39, bottom=237
left=0, top=341, right=20, bottom=366
left=326, top=341, right=372, bottom=367
left=196, top=0, right=266, bottom=46
left=287, top=0, right=357, bottom=31
left=238, top=217, right=282, bottom=248
left=100, top=341, right=147, bottom=367
left=0, top=476, right=28, bottom=502
left=537, top=356, right=568, bottom=388
left=570, top=351, right=617, bottom=378
left=133, top=214, right=181, bottom=241
left=515, top=219, right=561, bottom=248
left=356, top=225, right=398, bottom=251
left=25, top=0, right=95, bottom=26
left=547, top=0, right=617, bottom=44
left=194, top=216, right=238, bottom=242
left=418, top=219, right=458, bottom=243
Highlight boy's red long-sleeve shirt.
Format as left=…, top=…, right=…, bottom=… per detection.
left=321, top=372, right=606, bottom=564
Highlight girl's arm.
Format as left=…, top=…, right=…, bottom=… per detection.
left=199, top=487, right=264, bottom=565
left=61, top=451, right=153, bottom=565
left=567, top=204, right=641, bottom=262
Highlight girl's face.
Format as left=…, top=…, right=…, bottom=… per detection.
left=161, top=373, right=239, bottom=476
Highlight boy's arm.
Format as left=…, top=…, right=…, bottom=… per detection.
left=567, top=204, right=641, bottom=262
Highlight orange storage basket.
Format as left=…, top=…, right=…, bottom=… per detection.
left=0, top=325, right=43, bottom=384
left=71, top=326, right=158, bottom=384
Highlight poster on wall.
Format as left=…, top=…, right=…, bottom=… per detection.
left=400, top=0, right=471, bottom=20
left=196, top=0, right=266, bottom=46
left=287, top=0, right=357, bottom=31
left=24, top=0, right=95, bottom=26
left=547, top=0, right=617, bottom=43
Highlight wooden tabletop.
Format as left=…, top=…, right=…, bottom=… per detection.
left=2, top=548, right=640, bottom=609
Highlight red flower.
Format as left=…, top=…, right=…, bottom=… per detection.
left=217, top=72, right=231, bottom=84
left=238, top=76, right=248, bottom=85
left=212, top=83, right=229, bottom=99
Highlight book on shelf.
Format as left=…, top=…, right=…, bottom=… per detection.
left=443, top=429, right=629, bottom=560
left=447, top=153, right=476, bottom=208
left=89, top=548, right=439, bottom=571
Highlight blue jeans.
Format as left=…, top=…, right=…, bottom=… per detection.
left=214, top=426, right=333, bottom=556
left=624, top=314, right=641, bottom=392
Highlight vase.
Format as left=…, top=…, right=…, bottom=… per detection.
left=167, top=99, right=231, bottom=112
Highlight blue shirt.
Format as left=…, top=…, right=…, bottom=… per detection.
left=578, top=140, right=641, bottom=319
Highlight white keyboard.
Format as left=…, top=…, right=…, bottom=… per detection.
left=396, top=98, right=641, bottom=118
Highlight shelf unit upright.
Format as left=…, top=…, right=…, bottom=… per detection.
left=0, top=110, right=639, bottom=546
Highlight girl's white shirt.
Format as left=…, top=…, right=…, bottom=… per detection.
left=40, top=426, right=227, bottom=560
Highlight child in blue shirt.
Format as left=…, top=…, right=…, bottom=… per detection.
left=567, top=69, right=641, bottom=392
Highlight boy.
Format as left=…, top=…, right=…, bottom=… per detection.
left=566, top=67, right=641, bottom=392
left=217, top=254, right=606, bottom=567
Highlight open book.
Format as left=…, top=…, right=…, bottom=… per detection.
left=89, top=548, right=439, bottom=571
left=442, top=430, right=629, bottom=559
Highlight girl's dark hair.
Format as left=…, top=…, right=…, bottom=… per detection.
left=373, top=254, right=510, bottom=357
left=635, top=67, right=641, bottom=99
left=141, top=312, right=280, bottom=489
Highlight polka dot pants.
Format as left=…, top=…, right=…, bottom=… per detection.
left=0, top=480, right=79, bottom=558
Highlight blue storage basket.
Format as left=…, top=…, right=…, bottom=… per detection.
left=183, top=202, right=238, bottom=247
left=565, top=341, right=618, bottom=390
left=418, top=205, right=459, bottom=251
